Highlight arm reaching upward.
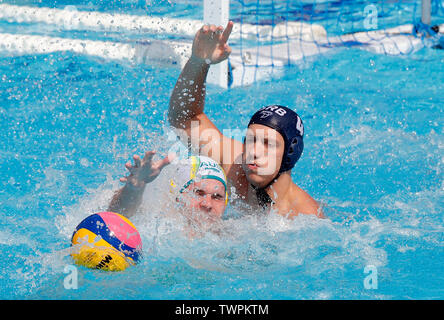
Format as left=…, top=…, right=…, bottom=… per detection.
left=168, top=22, right=233, bottom=129
left=168, top=22, right=243, bottom=171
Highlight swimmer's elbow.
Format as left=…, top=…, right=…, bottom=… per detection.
left=168, top=114, right=186, bottom=130
left=168, top=106, right=194, bottom=129
left=167, top=112, right=180, bottom=128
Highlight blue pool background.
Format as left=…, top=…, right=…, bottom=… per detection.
left=0, top=0, right=443, bottom=299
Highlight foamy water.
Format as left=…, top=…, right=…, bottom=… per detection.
left=0, top=0, right=442, bottom=299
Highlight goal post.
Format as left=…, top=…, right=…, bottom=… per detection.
left=204, top=0, right=230, bottom=89
left=421, top=0, right=431, bottom=25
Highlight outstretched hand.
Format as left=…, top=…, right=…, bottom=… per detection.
left=120, top=151, right=174, bottom=188
left=191, top=21, right=233, bottom=65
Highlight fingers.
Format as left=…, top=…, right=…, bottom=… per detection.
left=143, top=150, right=156, bottom=165
left=133, top=154, right=141, bottom=168
left=200, top=24, right=228, bottom=41
left=155, top=153, right=174, bottom=171
left=201, top=24, right=209, bottom=34
left=126, top=151, right=156, bottom=170
left=221, top=21, right=234, bottom=43
left=220, top=43, right=232, bottom=60
left=200, top=24, right=216, bottom=41
left=122, top=150, right=171, bottom=185
left=121, top=150, right=156, bottom=184
left=144, top=150, right=156, bottom=157
left=202, top=24, right=218, bottom=33
left=125, top=161, right=133, bottom=172
left=125, top=151, right=148, bottom=173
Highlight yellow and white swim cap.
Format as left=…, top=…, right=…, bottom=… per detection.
left=169, top=155, right=228, bottom=205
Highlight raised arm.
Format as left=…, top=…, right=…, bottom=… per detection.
left=168, top=22, right=243, bottom=172
left=108, top=151, right=172, bottom=218
left=168, top=22, right=233, bottom=129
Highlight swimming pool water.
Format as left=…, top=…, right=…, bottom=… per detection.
left=0, top=0, right=443, bottom=300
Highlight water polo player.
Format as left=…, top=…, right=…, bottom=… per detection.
left=168, top=22, right=323, bottom=218
left=108, top=152, right=228, bottom=221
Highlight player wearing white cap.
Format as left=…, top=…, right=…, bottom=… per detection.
left=108, top=151, right=228, bottom=222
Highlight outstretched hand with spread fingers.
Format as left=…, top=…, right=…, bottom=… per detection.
left=120, top=151, right=174, bottom=188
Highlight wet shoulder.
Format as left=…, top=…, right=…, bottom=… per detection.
left=290, top=184, right=323, bottom=217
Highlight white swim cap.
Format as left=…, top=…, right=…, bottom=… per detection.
left=169, top=155, right=228, bottom=205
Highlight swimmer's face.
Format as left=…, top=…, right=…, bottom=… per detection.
left=180, top=179, right=227, bottom=221
left=242, top=124, right=285, bottom=188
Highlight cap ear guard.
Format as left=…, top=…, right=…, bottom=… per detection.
left=280, top=134, right=304, bottom=173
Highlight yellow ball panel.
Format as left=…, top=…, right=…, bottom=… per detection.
left=71, top=247, right=130, bottom=271
left=71, top=228, right=134, bottom=271
left=72, top=228, right=114, bottom=249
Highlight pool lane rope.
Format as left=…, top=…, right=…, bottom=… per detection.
left=0, top=32, right=192, bottom=67
left=0, top=4, right=442, bottom=87
left=0, top=3, right=327, bottom=42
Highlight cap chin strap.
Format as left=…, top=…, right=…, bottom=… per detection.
left=250, top=153, right=296, bottom=208
left=251, top=172, right=280, bottom=208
